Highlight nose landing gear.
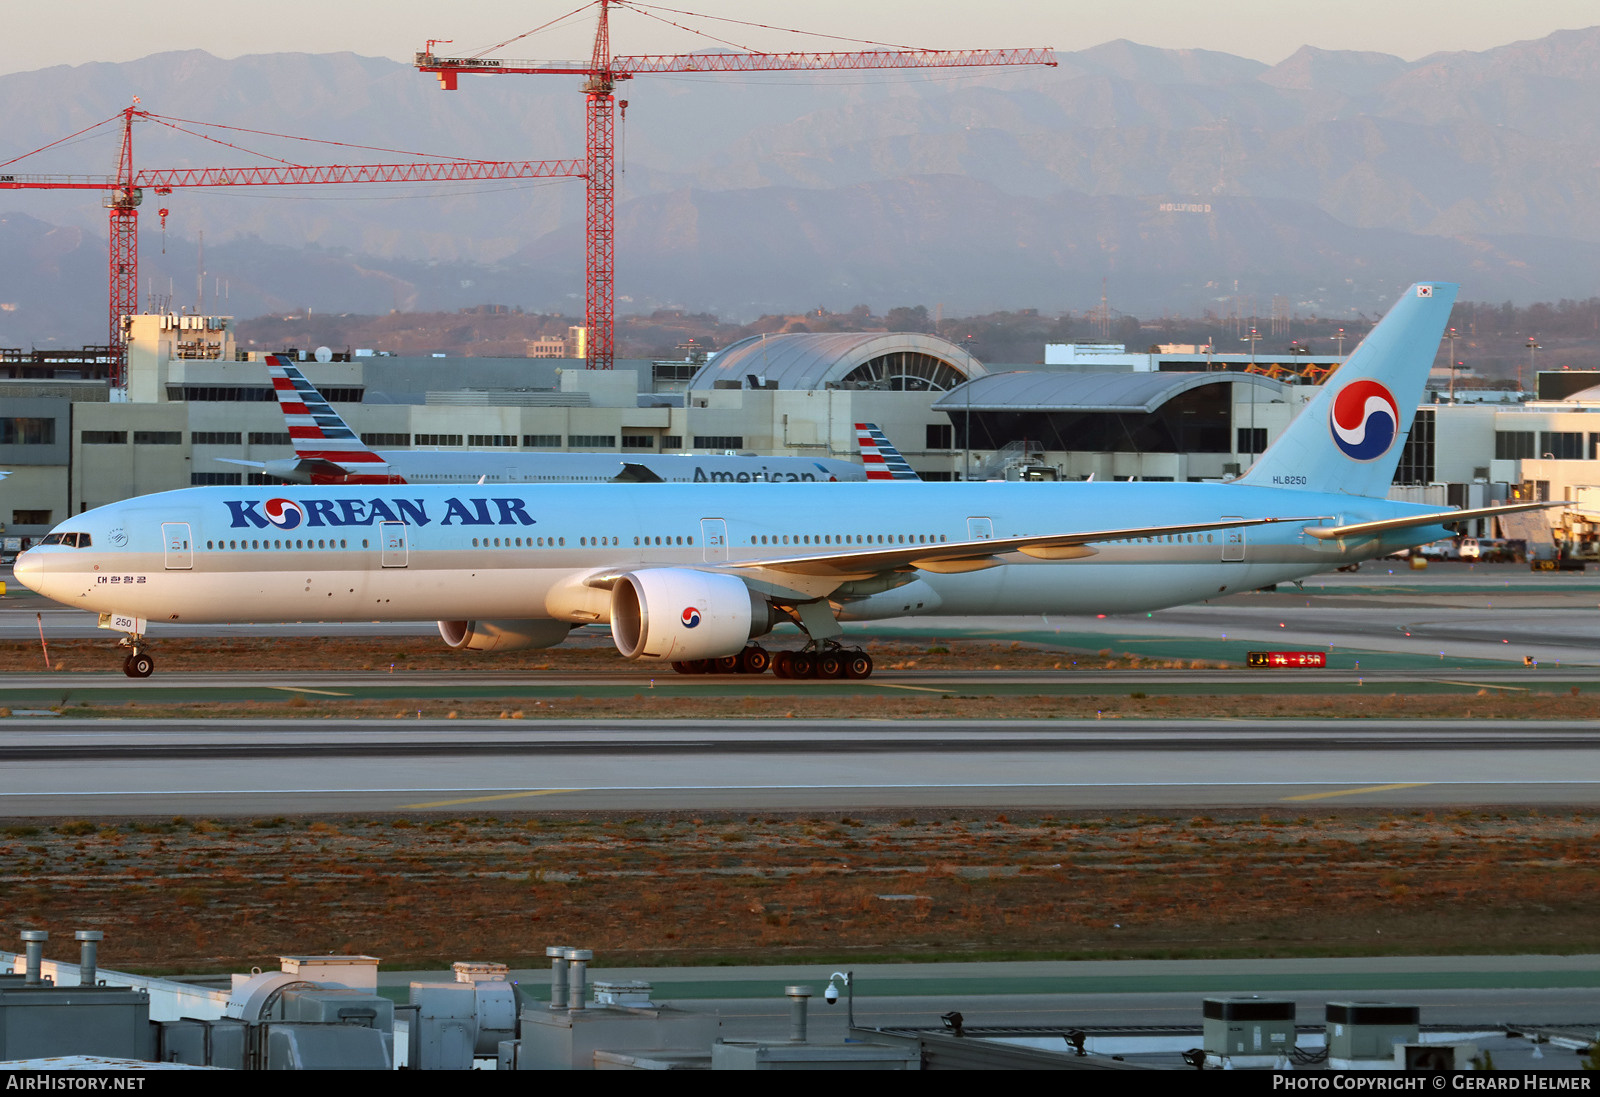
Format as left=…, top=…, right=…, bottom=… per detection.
left=119, top=637, right=155, bottom=678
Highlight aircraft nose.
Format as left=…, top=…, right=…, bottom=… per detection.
left=12, top=550, right=42, bottom=592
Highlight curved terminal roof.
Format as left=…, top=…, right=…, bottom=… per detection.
left=931, top=370, right=1287, bottom=413
left=692, top=332, right=986, bottom=392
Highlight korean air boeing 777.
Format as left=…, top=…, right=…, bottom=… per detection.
left=16, top=283, right=1547, bottom=679
left=218, top=358, right=890, bottom=485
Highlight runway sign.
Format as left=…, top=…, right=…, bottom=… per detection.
left=1248, top=651, right=1327, bottom=668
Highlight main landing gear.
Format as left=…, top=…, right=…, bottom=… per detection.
left=669, top=599, right=872, bottom=679
left=119, top=636, right=155, bottom=678
left=670, top=644, right=874, bottom=680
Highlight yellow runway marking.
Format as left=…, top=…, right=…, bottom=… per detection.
left=1432, top=680, right=1530, bottom=692
left=400, top=789, right=578, bottom=809
left=1283, top=782, right=1431, bottom=802
left=871, top=683, right=952, bottom=694
left=271, top=686, right=351, bottom=697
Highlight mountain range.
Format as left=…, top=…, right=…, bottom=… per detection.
left=4, top=28, right=1600, bottom=348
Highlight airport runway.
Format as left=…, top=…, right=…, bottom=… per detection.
left=4, top=563, right=1597, bottom=816
left=2, top=718, right=1597, bottom=816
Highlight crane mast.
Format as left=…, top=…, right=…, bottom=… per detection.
left=417, top=1, right=1055, bottom=369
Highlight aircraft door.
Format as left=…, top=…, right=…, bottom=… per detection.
left=380, top=521, right=409, bottom=568
left=967, top=517, right=994, bottom=541
left=162, top=523, right=193, bottom=570
left=701, top=518, right=728, bottom=563
left=1221, top=516, right=1246, bottom=562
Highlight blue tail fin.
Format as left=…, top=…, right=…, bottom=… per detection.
left=1237, top=282, right=1456, bottom=497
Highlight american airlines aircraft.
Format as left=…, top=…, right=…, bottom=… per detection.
left=16, top=283, right=1546, bottom=680
left=219, top=358, right=887, bottom=485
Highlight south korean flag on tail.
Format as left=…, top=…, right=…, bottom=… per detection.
left=1417, top=285, right=1434, bottom=297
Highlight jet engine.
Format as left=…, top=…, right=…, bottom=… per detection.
left=609, top=569, right=772, bottom=661
left=438, top=618, right=573, bottom=652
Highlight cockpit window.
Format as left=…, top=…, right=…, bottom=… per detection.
left=38, top=532, right=90, bottom=548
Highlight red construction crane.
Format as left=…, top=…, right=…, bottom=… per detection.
left=417, top=1, right=1055, bottom=369
left=0, top=102, right=586, bottom=387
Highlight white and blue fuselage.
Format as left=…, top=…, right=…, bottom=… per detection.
left=15, top=480, right=1446, bottom=625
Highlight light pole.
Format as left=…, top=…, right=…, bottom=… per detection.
left=1240, top=327, right=1261, bottom=461
left=1334, top=327, right=1346, bottom=359
left=1447, top=326, right=1458, bottom=404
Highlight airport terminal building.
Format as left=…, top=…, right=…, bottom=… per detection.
left=2, top=313, right=1597, bottom=554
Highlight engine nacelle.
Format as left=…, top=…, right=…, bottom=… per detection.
left=438, top=618, right=573, bottom=652
left=609, top=569, right=770, bottom=661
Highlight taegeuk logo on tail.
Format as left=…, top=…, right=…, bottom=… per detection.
left=1329, top=380, right=1400, bottom=461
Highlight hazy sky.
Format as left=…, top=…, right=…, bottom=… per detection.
left=5, top=0, right=1597, bottom=76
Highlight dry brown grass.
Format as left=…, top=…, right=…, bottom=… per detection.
left=3, top=809, right=1596, bottom=972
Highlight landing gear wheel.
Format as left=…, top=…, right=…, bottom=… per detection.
left=817, top=652, right=845, bottom=679
left=843, top=652, right=874, bottom=679
left=789, top=651, right=817, bottom=679
left=739, top=646, right=772, bottom=675
left=124, top=652, right=154, bottom=679
left=671, top=660, right=705, bottom=675
left=713, top=654, right=741, bottom=674
left=771, top=651, right=793, bottom=679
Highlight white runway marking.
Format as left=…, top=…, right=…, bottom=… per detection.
left=4, top=779, right=1599, bottom=798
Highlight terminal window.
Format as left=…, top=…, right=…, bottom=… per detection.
left=926, top=424, right=953, bottom=449
left=1539, top=431, right=1584, bottom=460
left=570, top=435, right=617, bottom=448
left=191, top=431, right=242, bottom=446
left=1236, top=427, right=1267, bottom=455
left=468, top=435, right=518, bottom=447
left=523, top=434, right=562, bottom=447
left=1393, top=407, right=1434, bottom=485
left=0, top=418, right=56, bottom=445
left=694, top=435, right=744, bottom=450
left=190, top=472, right=243, bottom=486
left=249, top=432, right=292, bottom=446
left=661, top=436, right=682, bottom=450
left=360, top=433, right=411, bottom=447
left=133, top=431, right=183, bottom=445
left=1495, top=431, right=1536, bottom=460
left=414, top=434, right=464, bottom=447
left=12, top=510, right=51, bottom=525
left=82, top=430, right=128, bottom=445
left=621, top=435, right=655, bottom=449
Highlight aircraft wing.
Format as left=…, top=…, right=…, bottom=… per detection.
left=614, top=463, right=665, bottom=484
left=728, top=515, right=1323, bottom=579
left=292, top=456, right=388, bottom=479
left=1303, top=501, right=1561, bottom=541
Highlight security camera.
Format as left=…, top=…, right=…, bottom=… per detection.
left=824, top=982, right=839, bottom=1005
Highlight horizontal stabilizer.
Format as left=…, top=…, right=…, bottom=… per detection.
left=1303, top=501, right=1561, bottom=541
left=214, top=457, right=266, bottom=469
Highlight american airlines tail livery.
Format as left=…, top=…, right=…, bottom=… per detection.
left=17, top=283, right=1547, bottom=680
left=219, top=357, right=881, bottom=485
